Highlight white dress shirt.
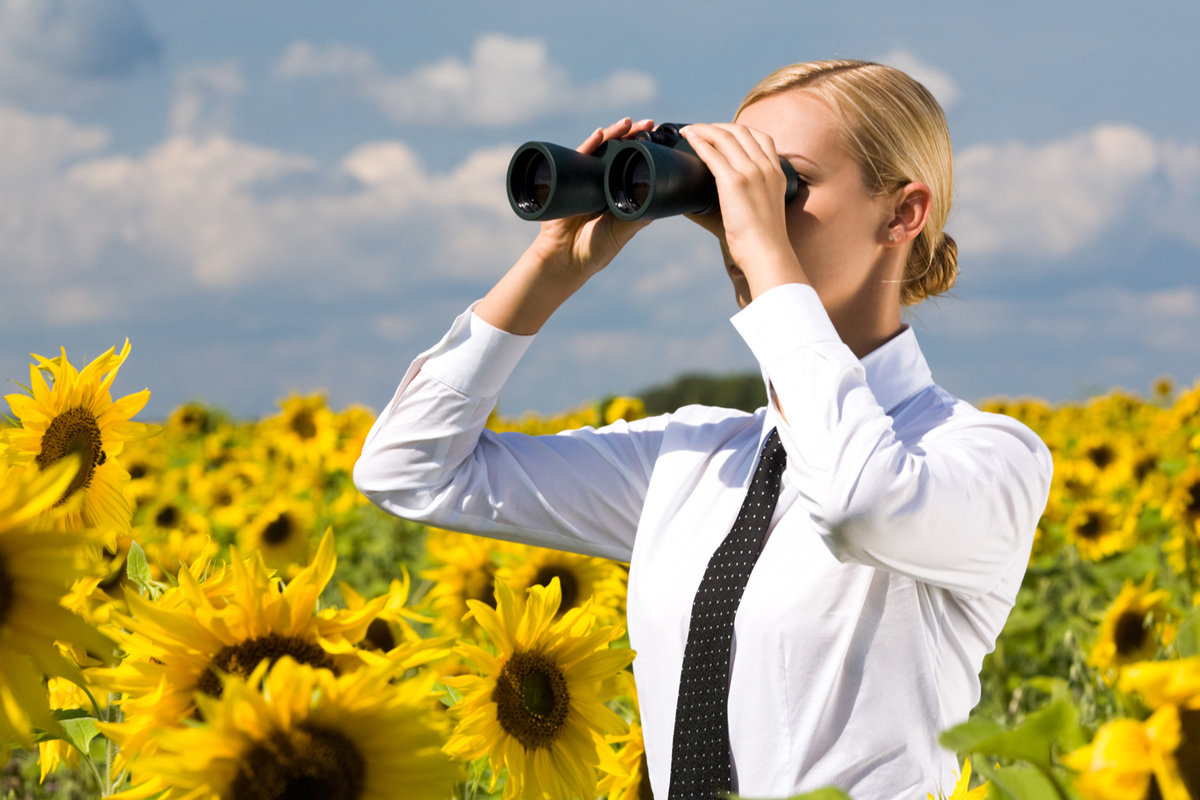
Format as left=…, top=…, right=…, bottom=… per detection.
left=354, top=283, right=1053, bottom=799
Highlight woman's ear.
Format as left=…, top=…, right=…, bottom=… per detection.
left=884, top=181, right=932, bottom=245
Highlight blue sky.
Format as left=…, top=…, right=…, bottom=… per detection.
left=2, top=0, right=1198, bottom=419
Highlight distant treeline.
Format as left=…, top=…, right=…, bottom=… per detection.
left=637, top=372, right=766, bottom=416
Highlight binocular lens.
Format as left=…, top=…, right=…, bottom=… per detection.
left=511, top=150, right=554, bottom=214
left=609, top=151, right=652, bottom=214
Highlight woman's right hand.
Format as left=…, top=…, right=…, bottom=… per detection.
left=524, top=117, right=656, bottom=283
left=474, top=118, right=655, bottom=335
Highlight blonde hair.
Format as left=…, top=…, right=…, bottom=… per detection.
left=737, top=60, right=958, bottom=306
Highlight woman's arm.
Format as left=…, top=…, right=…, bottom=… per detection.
left=475, top=117, right=655, bottom=334
left=353, top=304, right=666, bottom=562
left=735, top=284, right=1052, bottom=598
left=354, top=118, right=662, bottom=560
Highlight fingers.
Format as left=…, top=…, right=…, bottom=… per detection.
left=681, top=122, right=782, bottom=183
left=577, top=117, right=655, bottom=153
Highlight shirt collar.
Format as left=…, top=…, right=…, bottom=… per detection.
left=859, top=324, right=935, bottom=414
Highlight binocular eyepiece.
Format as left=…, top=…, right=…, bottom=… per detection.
left=507, top=122, right=801, bottom=222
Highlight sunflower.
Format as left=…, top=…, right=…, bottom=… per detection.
left=337, top=572, right=434, bottom=654
left=133, top=489, right=216, bottom=579
left=237, top=496, right=317, bottom=576
left=1063, top=707, right=1191, bottom=800
left=1, top=340, right=152, bottom=541
left=1065, top=499, right=1136, bottom=561
left=1089, top=578, right=1175, bottom=680
left=442, top=577, right=634, bottom=800
left=105, top=656, right=457, bottom=800
left=598, top=723, right=650, bottom=800
left=164, top=401, right=219, bottom=438
left=257, top=393, right=340, bottom=472
left=499, top=544, right=628, bottom=624
left=1162, top=466, right=1200, bottom=532
left=421, top=529, right=513, bottom=636
left=603, top=396, right=647, bottom=425
left=1161, top=467, right=1200, bottom=579
left=1115, top=658, right=1200, bottom=798
left=1118, top=657, right=1200, bottom=709
left=91, top=529, right=388, bottom=763
left=0, top=458, right=115, bottom=749
left=193, top=457, right=265, bottom=534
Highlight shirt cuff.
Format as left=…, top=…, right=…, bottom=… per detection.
left=419, top=304, right=536, bottom=398
left=730, top=283, right=842, bottom=366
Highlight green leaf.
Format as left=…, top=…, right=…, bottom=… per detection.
left=940, top=701, right=1085, bottom=770
left=974, top=761, right=1075, bottom=800
left=51, top=707, right=95, bottom=722
left=1175, top=605, right=1200, bottom=658
left=126, top=540, right=166, bottom=599
left=60, top=716, right=102, bottom=756
left=1085, top=545, right=1160, bottom=586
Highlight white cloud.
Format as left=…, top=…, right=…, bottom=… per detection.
left=0, top=103, right=108, bottom=179
left=170, top=61, right=246, bottom=138
left=952, top=124, right=1200, bottom=263
left=875, top=49, right=961, bottom=109
left=0, top=100, right=532, bottom=310
left=275, top=34, right=656, bottom=127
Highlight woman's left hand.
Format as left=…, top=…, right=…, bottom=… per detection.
left=680, top=123, right=809, bottom=300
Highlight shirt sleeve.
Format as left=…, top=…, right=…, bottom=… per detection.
left=732, top=283, right=1052, bottom=598
left=352, top=305, right=662, bottom=563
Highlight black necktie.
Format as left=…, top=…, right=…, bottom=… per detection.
left=668, top=428, right=787, bottom=799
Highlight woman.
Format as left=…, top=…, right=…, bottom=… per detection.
left=354, top=60, right=1052, bottom=798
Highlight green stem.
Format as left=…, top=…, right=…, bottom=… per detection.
left=1039, top=760, right=1072, bottom=800
left=103, top=691, right=123, bottom=796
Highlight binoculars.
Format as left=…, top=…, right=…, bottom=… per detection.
left=506, top=122, right=801, bottom=222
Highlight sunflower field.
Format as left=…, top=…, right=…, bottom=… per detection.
left=1, top=341, right=1199, bottom=800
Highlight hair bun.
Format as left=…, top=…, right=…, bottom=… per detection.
left=902, top=232, right=959, bottom=305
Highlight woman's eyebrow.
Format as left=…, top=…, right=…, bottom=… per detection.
left=777, top=152, right=819, bottom=170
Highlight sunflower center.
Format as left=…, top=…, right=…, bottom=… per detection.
left=492, top=649, right=570, bottom=750
left=363, top=618, right=395, bottom=652
left=262, top=514, right=296, bottom=545
left=155, top=504, right=181, bottom=529
left=465, top=565, right=498, bottom=609
left=1178, top=708, right=1200, bottom=798
left=1133, top=455, right=1157, bottom=484
left=36, top=406, right=106, bottom=503
left=229, top=722, right=366, bottom=800
left=289, top=410, right=318, bottom=440
left=1113, top=611, right=1150, bottom=657
left=197, top=635, right=337, bottom=699
left=1075, top=512, right=1104, bottom=540
left=0, top=553, right=15, bottom=630
left=1186, top=482, right=1200, bottom=519
left=1085, top=444, right=1115, bottom=469
left=532, top=565, right=580, bottom=613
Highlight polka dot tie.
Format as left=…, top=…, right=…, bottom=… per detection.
left=668, top=428, right=787, bottom=800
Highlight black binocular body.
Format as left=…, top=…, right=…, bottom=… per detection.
left=506, top=123, right=801, bottom=222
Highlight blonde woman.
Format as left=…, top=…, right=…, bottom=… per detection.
left=355, top=60, right=1052, bottom=799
